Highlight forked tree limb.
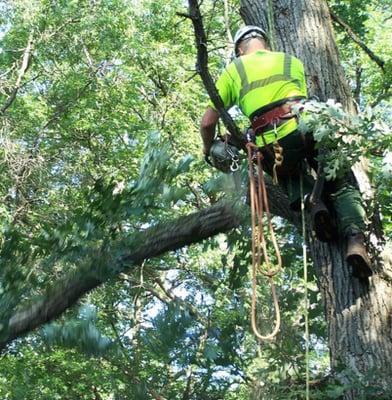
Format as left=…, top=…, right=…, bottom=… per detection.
left=330, top=10, right=385, bottom=72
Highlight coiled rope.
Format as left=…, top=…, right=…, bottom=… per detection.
left=247, top=142, right=282, bottom=340
left=247, top=142, right=311, bottom=398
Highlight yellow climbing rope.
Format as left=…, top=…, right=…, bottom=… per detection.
left=247, top=143, right=282, bottom=340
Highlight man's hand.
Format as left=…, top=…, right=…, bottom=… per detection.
left=200, top=107, right=220, bottom=157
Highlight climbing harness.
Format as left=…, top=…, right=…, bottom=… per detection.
left=251, top=100, right=299, bottom=130
left=246, top=142, right=282, bottom=340
left=250, top=99, right=305, bottom=185
left=206, top=138, right=240, bottom=173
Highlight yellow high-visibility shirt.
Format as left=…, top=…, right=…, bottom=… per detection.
left=210, top=50, right=307, bottom=145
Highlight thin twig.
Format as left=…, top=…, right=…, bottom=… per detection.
left=185, top=71, right=199, bottom=82
left=176, top=11, right=191, bottom=20
left=1, top=33, right=34, bottom=114
left=41, top=18, right=80, bottom=40
left=353, top=65, right=362, bottom=107
left=223, top=0, right=234, bottom=63
left=0, top=65, right=17, bottom=80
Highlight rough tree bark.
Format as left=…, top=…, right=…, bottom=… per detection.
left=240, top=0, right=392, bottom=396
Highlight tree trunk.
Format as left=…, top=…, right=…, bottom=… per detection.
left=240, top=0, right=392, bottom=396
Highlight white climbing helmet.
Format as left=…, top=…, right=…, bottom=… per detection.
left=233, top=25, right=267, bottom=57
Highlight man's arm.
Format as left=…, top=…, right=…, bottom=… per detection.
left=200, top=107, right=220, bottom=155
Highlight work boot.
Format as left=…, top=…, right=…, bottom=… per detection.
left=307, top=199, right=336, bottom=242
left=346, top=231, right=373, bottom=278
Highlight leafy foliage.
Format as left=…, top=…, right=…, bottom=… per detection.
left=297, top=99, right=390, bottom=180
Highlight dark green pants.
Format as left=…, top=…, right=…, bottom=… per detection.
left=259, top=130, right=366, bottom=235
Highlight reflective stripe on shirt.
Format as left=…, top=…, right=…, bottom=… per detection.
left=234, top=53, right=300, bottom=100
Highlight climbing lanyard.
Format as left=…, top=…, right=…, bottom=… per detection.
left=271, top=122, right=284, bottom=185
left=300, top=173, right=310, bottom=400
left=247, top=142, right=282, bottom=340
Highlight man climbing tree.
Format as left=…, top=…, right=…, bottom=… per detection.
left=200, top=25, right=372, bottom=278
left=0, top=0, right=391, bottom=398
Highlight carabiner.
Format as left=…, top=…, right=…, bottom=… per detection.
left=230, top=159, right=239, bottom=172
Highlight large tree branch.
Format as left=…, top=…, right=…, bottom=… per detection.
left=185, top=0, right=243, bottom=145
left=330, top=10, right=385, bottom=72
left=0, top=183, right=296, bottom=351
left=0, top=201, right=241, bottom=351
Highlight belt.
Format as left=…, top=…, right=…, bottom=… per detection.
left=251, top=98, right=304, bottom=136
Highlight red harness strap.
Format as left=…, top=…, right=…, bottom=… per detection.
left=251, top=101, right=302, bottom=135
